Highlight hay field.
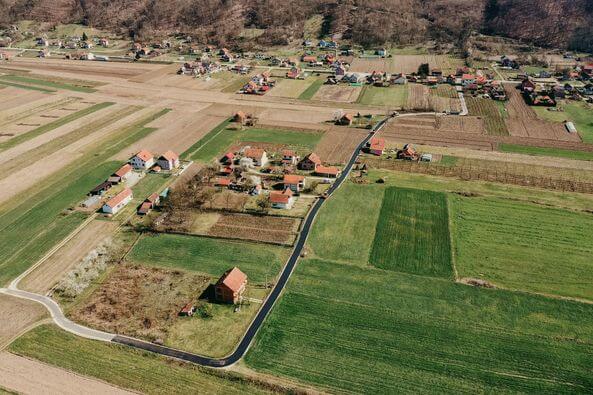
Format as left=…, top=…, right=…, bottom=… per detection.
left=312, top=85, right=362, bottom=103
left=350, top=55, right=463, bottom=74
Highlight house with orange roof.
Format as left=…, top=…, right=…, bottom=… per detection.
left=215, top=178, right=232, bottom=188
left=130, top=150, right=155, bottom=170
left=243, top=148, right=268, bottom=167
left=298, top=152, right=322, bottom=171
left=215, top=267, right=247, bottom=304
left=220, top=152, right=235, bottom=165
left=367, top=137, right=385, bottom=156
left=281, top=149, right=299, bottom=166
left=137, top=193, right=160, bottom=215
left=157, top=150, right=180, bottom=170
left=314, top=165, right=341, bottom=178
left=109, top=163, right=133, bottom=183
left=270, top=188, right=295, bottom=209
left=284, top=174, right=306, bottom=193
left=102, top=188, right=133, bottom=215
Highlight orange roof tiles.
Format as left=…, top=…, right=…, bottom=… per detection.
left=113, top=163, right=132, bottom=177
left=134, top=150, right=153, bottom=162
left=270, top=188, right=293, bottom=204
left=160, top=150, right=178, bottom=161
left=105, top=188, right=132, bottom=208
left=217, top=267, right=247, bottom=293
left=284, top=174, right=305, bottom=184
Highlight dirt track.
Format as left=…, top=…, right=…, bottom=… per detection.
left=0, top=352, right=135, bottom=395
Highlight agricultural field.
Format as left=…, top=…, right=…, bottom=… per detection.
left=369, top=188, right=452, bottom=278
left=0, top=294, right=48, bottom=349
left=450, top=195, right=593, bottom=300
left=267, top=78, right=317, bottom=98
left=466, top=96, right=509, bottom=136
left=0, top=73, right=101, bottom=93
left=533, top=102, right=593, bottom=144
left=298, top=78, right=325, bottom=100
left=357, top=85, right=408, bottom=107
left=206, top=213, right=301, bottom=245
left=499, top=143, right=593, bottom=161
left=350, top=54, right=463, bottom=74
left=315, top=126, right=369, bottom=164
left=9, top=325, right=275, bottom=394
left=312, top=84, right=362, bottom=103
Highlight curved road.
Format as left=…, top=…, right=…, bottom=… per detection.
left=1, top=116, right=389, bottom=368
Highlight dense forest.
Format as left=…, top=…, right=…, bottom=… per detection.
left=0, top=0, right=592, bottom=52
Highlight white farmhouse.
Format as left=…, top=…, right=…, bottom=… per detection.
left=130, top=150, right=155, bottom=170
left=102, top=188, right=133, bottom=215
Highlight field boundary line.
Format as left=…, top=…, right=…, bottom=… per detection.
left=445, top=196, right=459, bottom=281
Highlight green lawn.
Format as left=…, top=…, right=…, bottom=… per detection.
left=307, top=182, right=385, bottom=265
left=9, top=325, right=273, bottom=395
left=246, top=258, right=593, bottom=393
left=0, top=74, right=98, bottom=93
left=533, top=103, right=593, bottom=143
left=298, top=78, right=324, bottom=100
left=450, top=195, right=593, bottom=300
left=357, top=85, right=408, bottom=107
left=370, top=188, right=452, bottom=278
left=128, top=233, right=289, bottom=283
left=0, top=109, right=170, bottom=286
left=499, top=143, right=593, bottom=161
left=0, top=102, right=114, bottom=151
left=188, top=125, right=323, bottom=163
left=131, top=173, right=170, bottom=201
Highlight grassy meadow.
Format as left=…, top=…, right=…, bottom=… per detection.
left=0, top=74, right=98, bottom=93
left=9, top=325, right=273, bottom=395
left=499, top=143, right=593, bottom=161
left=357, top=85, right=408, bottom=107
left=370, top=188, right=452, bottom=278
left=533, top=103, right=593, bottom=143
left=129, top=233, right=289, bottom=283
left=298, top=78, right=324, bottom=100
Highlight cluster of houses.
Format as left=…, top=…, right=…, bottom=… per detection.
left=177, top=57, right=222, bottom=76
left=519, top=76, right=593, bottom=106
left=215, top=147, right=340, bottom=210
left=83, top=149, right=180, bottom=216
left=131, top=40, right=172, bottom=59
left=241, top=72, right=275, bottom=95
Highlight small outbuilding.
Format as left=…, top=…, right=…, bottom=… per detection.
left=215, top=267, right=247, bottom=304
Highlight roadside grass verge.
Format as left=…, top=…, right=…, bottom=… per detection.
left=0, top=109, right=170, bottom=286
left=298, top=78, right=324, bottom=100
left=9, top=324, right=273, bottom=395
left=188, top=124, right=323, bottom=163
left=370, top=187, right=452, bottom=278
left=499, top=143, right=593, bottom=161
left=128, top=233, right=289, bottom=283
left=0, top=74, right=98, bottom=93
left=356, top=85, right=408, bottom=107
left=450, top=195, right=593, bottom=300
left=0, top=80, right=55, bottom=93
left=246, top=258, right=593, bottom=393
left=0, top=101, right=115, bottom=151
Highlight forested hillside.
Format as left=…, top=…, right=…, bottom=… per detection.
left=0, top=0, right=591, bottom=51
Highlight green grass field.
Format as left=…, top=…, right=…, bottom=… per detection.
left=533, top=103, right=593, bottom=144
left=129, top=233, right=289, bottom=283
left=298, top=78, right=324, bottom=100
left=0, top=109, right=170, bottom=286
left=246, top=258, right=593, bottom=393
left=357, top=85, right=408, bottom=107
left=188, top=125, right=323, bottom=163
left=0, top=102, right=114, bottom=151
left=9, top=325, right=272, bottom=395
left=499, top=143, right=593, bottom=161
left=370, top=188, right=452, bottom=278
left=0, top=74, right=98, bottom=93
left=450, top=195, right=593, bottom=300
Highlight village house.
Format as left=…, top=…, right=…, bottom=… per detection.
left=336, top=113, right=353, bottom=126
left=302, top=55, right=317, bottom=64
left=461, top=74, right=476, bottom=87
left=215, top=267, right=247, bottom=304
left=215, top=177, right=232, bottom=189
left=366, top=137, right=385, bottom=156
left=157, top=150, right=180, bottom=170
left=391, top=73, right=407, bottom=85
left=102, top=188, right=133, bottom=215
left=284, top=174, right=306, bottom=193
left=520, top=79, right=536, bottom=92
left=243, top=148, right=268, bottom=167
left=281, top=150, right=299, bottom=166
left=109, top=163, right=133, bottom=184
left=220, top=152, right=235, bottom=165
left=299, top=153, right=322, bottom=171
left=130, top=150, right=155, bottom=170
left=138, top=193, right=160, bottom=215
left=314, top=165, right=341, bottom=178
left=286, top=66, right=302, bottom=79
left=89, top=181, right=113, bottom=196
left=270, top=188, right=295, bottom=209
left=397, top=144, right=419, bottom=160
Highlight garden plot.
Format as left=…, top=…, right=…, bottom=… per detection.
left=316, top=126, right=369, bottom=164
left=350, top=55, right=463, bottom=74
left=267, top=79, right=315, bottom=98
left=207, top=213, right=301, bottom=245
left=466, top=96, right=509, bottom=136
left=312, top=85, right=362, bottom=103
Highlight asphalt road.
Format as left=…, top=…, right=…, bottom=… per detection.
left=1, top=116, right=389, bottom=368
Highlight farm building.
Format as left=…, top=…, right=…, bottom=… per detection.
left=215, top=177, right=232, bottom=188
left=109, top=163, right=132, bottom=183
left=314, top=165, right=341, bottom=178
left=220, top=152, right=235, bottom=165
left=336, top=113, right=353, bottom=126
left=284, top=174, right=306, bottom=193
left=299, top=153, right=322, bottom=170
left=215, top=267, right=247, bottom=304
left=397, top=144, right=419, bottom=160
left=243, top=148, right=268, bottom=167
left=366, top=137, right=385, bottom=156
left=102, top=188, right=133, bottom=215
left=130, top=150, right=155, bottom=170
left=157, top=150, right=180, bottom=170
left=89, top=181, right=113, bottom=196
left=138, top=193, right=160, bottom=215
left=565, top=122, right=578, bottom=134
left=281, top=150, right=299, bottom=166
left=270, top=188, right=295, bottom=209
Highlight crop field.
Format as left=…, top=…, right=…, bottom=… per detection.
left=357, top=85, right=408, bottom=107
left=466, top=97, right=509, bottom=136
left=207, top=213, right=301, bottom=245
left=297, top=78, right=325, bottom=100
left=350, top=55, right=463, bottom=74
left=0, top=74, right=99, bottom=93
left=0, top=96, right=78, bottom=129
left=128, top=233, right=289, bottom=283
left=0, top=294, right=48, bottom=349
left=315, top=126, right=368, bottom=164
left=312, top=85, right=362, bottom=103
left=10, top=325, right=273, bottom=394
left=188, top=124, right=323, bottom=162
left=267, top=78, right=316, bottom=98
left=450, top=195, right=593, bottom=300
left=499, top=143, right=593, bottom=161
left=369, top=188, right=452, bottom=278
left=533, top=103, right=593, bottom=144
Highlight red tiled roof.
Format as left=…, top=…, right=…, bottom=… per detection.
left=284, top=174, right=305, bottom=185
left=462, top=74, right=475, bottom=80
left=222, top=152, right=235, bottom=160
left=270, top=188, right=293, bottom=204
left=216, top=178, right=232, bottom=186
left=160, top=150, right=178, bottom=162
left=315, top=165, right=340, bottom=176
left=303, top=152, right=322, bottom=165
left=138, top=201, right=152, bottom=214
left=113, top=163, right=132, bottom=177
left=134, top=150, right=153, bottom=162
left=105, top=188, right=132, bottom=208
left=282, top=149, right=296, bottom=157
left=245, top=148, right=265, bottom=160
left=369, top=137, right=385, bottom=151
left=147, top=193, right=159, bottom=203
left=217, top=267, right=247, bottom=293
